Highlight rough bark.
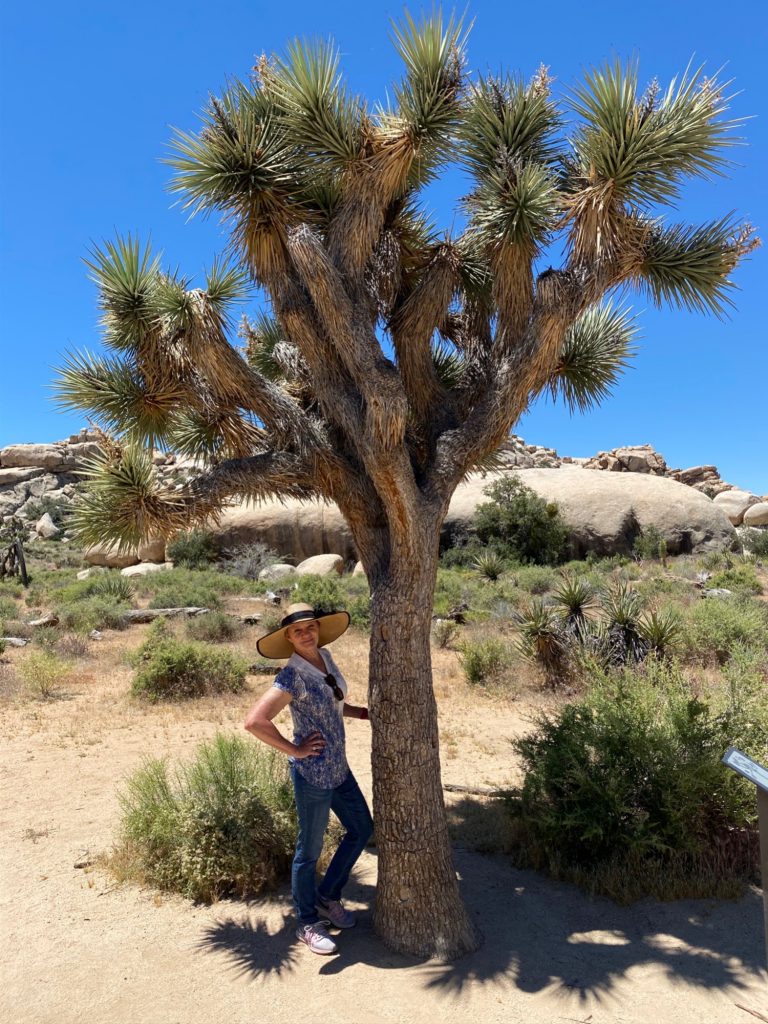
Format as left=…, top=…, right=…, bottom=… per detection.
left=353, top=511, right=480, bottom=960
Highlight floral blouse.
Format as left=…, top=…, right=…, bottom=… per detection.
left=273, top=649, right=349, bottom=788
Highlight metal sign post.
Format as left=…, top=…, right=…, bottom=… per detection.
left=722, top=746, right=768, bottom=968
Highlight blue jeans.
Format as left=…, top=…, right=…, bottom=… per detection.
left=290, top=766, right=374, bottom=924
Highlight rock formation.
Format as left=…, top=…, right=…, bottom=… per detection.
left=1, top=430, right=763, bottom=563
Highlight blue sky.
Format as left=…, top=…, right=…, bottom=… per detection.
left=1, top=0, right=766, bottom=491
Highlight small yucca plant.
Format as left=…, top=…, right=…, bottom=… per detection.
left=552, top=572, right=596, bottom=635
left=471, top=549, right=508, bottom=582
left=600, top=581, right=647, bottom=664
left=91, top=573, right=136, bottom=604
left=638, top=607, right=683, bottom=659
left=514, top=598, right=570, bottom=683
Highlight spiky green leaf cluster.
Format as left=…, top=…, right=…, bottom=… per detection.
left=568, top=60, right=739, bottom=208
left=548, top=302, right=639, bottom=412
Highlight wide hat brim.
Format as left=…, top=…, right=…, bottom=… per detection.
left=257, top=609, right=351, bottom=660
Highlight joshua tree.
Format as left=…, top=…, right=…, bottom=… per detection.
left=55, top=12, right=756, bottom=958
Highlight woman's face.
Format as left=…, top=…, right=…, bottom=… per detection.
left=285, top=619, right=320, bottom=658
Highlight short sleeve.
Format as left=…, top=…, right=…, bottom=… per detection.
left=273, top=665, right=305, bottom=701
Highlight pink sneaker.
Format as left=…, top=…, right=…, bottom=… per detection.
left=316, top=896, right=356, bottom=929
left=296, top=922, right=337, bottom=955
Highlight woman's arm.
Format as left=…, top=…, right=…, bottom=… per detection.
left=244, top=687, right=326, bottom=758
left=343, top=703, right=369, bottom=720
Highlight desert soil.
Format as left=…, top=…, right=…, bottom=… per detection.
left=1, top=620, right=766, bottom=1024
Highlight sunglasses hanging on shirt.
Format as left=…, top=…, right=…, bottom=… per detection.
left=324, top=673, right=344, bottom=701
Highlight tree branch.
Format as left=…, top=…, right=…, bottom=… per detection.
left=389, top=242, right=459, bottom=425
left=287, top=224, right=409, bottom=450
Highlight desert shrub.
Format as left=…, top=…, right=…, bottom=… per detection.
left=0, top=639, right=5, bottom=657
left=136, top=566, right=253, bottom=599
left=56, top=633, right=90, bottom=659
left=166, top=529, right=218, bottom=569
left=432, top=618, right=460, bottom=649
left=18, top=651, right=70, bottom=699
left=458, top=636, right=509, bottom=685
left=741, top=528, right=768, bottom=558
left=292, top=574, right=343, bottom=614
left=0, top=597, right=18, bottom=620
left=257, top=607, right=284, bottom=634
left=186, top=611, right=244, bottom=643
left=21, top=495, right=70, bottom=528
left=33, top=625, right=60, bottom=649
left=513, top=565, right=558, bottom=595
left=113, top=734, right=297, bottom=900
left=473, top=476, right=569, bottom=565
left=506, top=665, right=764, bottom=901
left=131, top=632, right=248, bottom=701
left=439, top=538, right=485, bottom=569
left=1, top=619, right=32, bottom=639
left=145, top=576, right=223, bottom=611
left=684, top=597, right=767, bottom=663
left=346, top=593, right=371, bottom=630
left=432, top=568, right=468, bottom=617
left=708, top=562, right=763, bottom=595
left=632, top=525, right=667, bottom=561
left=56, top=597, right=130, bottom=632
left=221, top=541, right=280, bottom=580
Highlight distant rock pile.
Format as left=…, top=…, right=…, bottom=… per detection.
left=1, top=430, right=765, bottom=562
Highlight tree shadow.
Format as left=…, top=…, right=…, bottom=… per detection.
left=421, top=795, right=766, bottom=1001
left=196, top=878, right=382, bottom=980
left=196, top=820, right=766, bottom=1003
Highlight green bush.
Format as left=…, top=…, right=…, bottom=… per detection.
left=513, top=565, right=558, bottom=595
left=19, top=651, right=70, bottom=699
left=506, top=664, right=764, bottom=901
left=292, top=574, right=343, bottom=614
left=0, top=597, right=18, bottom=620
left=113, top=733, right=297, bottom=900
left=166, top=529, right=218, bottom=569
left=185, top=611, right=244, bottom=643
left=473, top=475, right=569, bottom=565
left=708, top=562, right=763, bottom=595
left=135, top=567, right=254, bottom=600
left=56, top=597, right=130, bottom=632
left=145, top=575, right=223, bottom=610
left=684, top=597, right=768, bottom=663
left=131, top=631, right=248, bottom=700
left=742, top=528, right=768, bottom=558
left=21, top=495, right=70, bottom=528
left=458, top=636, right=510, bottom=685
left=632, top=525, right=667, bottom=561
left=432, top=618, right=460, bottom=649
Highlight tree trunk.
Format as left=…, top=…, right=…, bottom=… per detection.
left=361, top=525, right=480, bottom=960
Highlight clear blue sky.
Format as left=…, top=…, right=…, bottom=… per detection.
left=1, top=0, right=766, bottom=491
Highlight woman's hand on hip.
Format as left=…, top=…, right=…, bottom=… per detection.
left=294, top=731, right=326, bottom=759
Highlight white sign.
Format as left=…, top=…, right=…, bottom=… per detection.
left=723, top=746, right=768, bottom=793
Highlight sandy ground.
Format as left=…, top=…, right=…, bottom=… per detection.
left=1, top=625, right=766, bottom=1024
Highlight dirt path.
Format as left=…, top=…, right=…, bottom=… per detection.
left=1, top=629, right=766, bottom=1024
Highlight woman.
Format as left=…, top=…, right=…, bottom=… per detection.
left=244, top=603, right=373, bottom=956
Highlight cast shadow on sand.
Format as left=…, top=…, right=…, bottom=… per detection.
left=198, top=826, right=765, bottom=1001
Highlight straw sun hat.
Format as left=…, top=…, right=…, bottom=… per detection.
left=256, top=603, right=350, bottom=660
